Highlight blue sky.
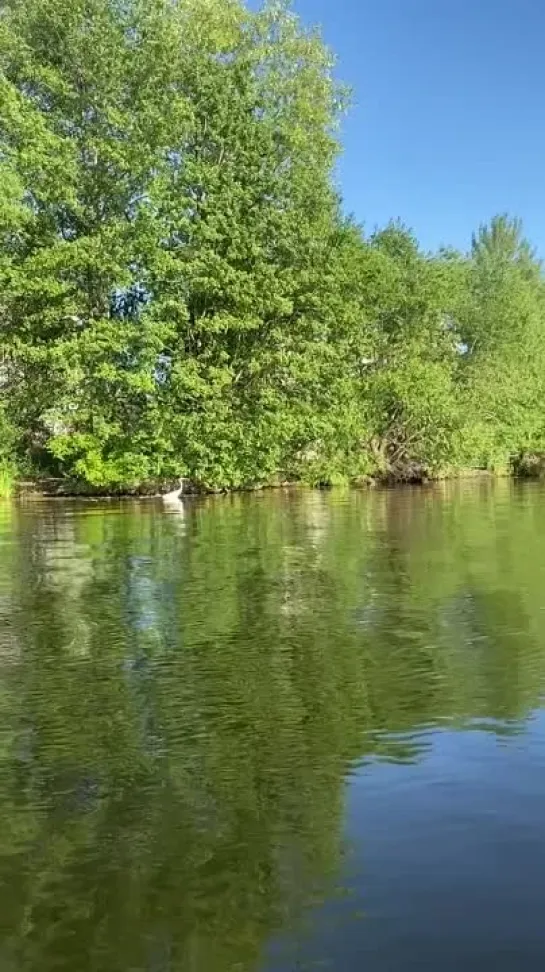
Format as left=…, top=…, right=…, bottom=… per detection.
left=254, top=0, right=545, bottom=255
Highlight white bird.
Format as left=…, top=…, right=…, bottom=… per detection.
left=161, top=478, right=185, bottom=508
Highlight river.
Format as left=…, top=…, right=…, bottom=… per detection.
left=1, top=481, right=545, bottom=970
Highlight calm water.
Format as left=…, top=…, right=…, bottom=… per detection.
left=2, top=482, right=545, bottom=970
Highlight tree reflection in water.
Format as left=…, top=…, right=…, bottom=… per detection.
left=0, top=482, right=543, bottom=971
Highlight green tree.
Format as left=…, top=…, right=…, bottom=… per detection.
left=2, top=0, right=545, bottom=490
left=360, top=224, right=463, bottom=479
left=456, top=215, right=545, bottom=469
left=1, top=0, right=357, bottom=489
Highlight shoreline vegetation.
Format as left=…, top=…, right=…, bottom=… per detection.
left=3, top=1, right=545, bottom=498
left=10, top=463, right=545, bottom=500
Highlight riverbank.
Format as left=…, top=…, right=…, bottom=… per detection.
left=10, top=465, right=529, bottom=500
left=13, top=476, right=298, bottom=499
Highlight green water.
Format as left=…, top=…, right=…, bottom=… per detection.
left=2, top=482, right=545, bottom=971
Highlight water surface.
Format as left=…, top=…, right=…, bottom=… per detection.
left=1, top=481, right=545, bottom=970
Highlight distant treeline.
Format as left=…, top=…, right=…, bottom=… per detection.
left=1, top=0, right=545, bottom=491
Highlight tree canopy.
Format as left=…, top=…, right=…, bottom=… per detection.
left=1, top=0, right=545, bottom=491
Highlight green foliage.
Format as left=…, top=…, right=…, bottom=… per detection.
left=360, top=225, right=463, bottom=479
left=1, top=0, right=545, bottom=488
left=454, top=215, right=545, bottom=470
left=0, top=466, right=14, bottom=497
left=0, top=402, right=17, bottom=495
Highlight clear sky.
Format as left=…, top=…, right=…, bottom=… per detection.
left=256, top=0, right=545, bottom=255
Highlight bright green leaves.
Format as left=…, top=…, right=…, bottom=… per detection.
left=1, top=0, right=544, bottom=489
left=454, top=216, right=545, bottom=469
left=356, top=225, right=463, bottom=479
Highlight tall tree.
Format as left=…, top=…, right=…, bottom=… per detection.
left=360, top=223, right=463, bottom=479
left=1, top=0, right=353, bottom=488
left=457, top=215, right=545, bottom=468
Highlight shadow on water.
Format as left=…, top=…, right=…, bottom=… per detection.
left=1, top=480, right=545, bottom=969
